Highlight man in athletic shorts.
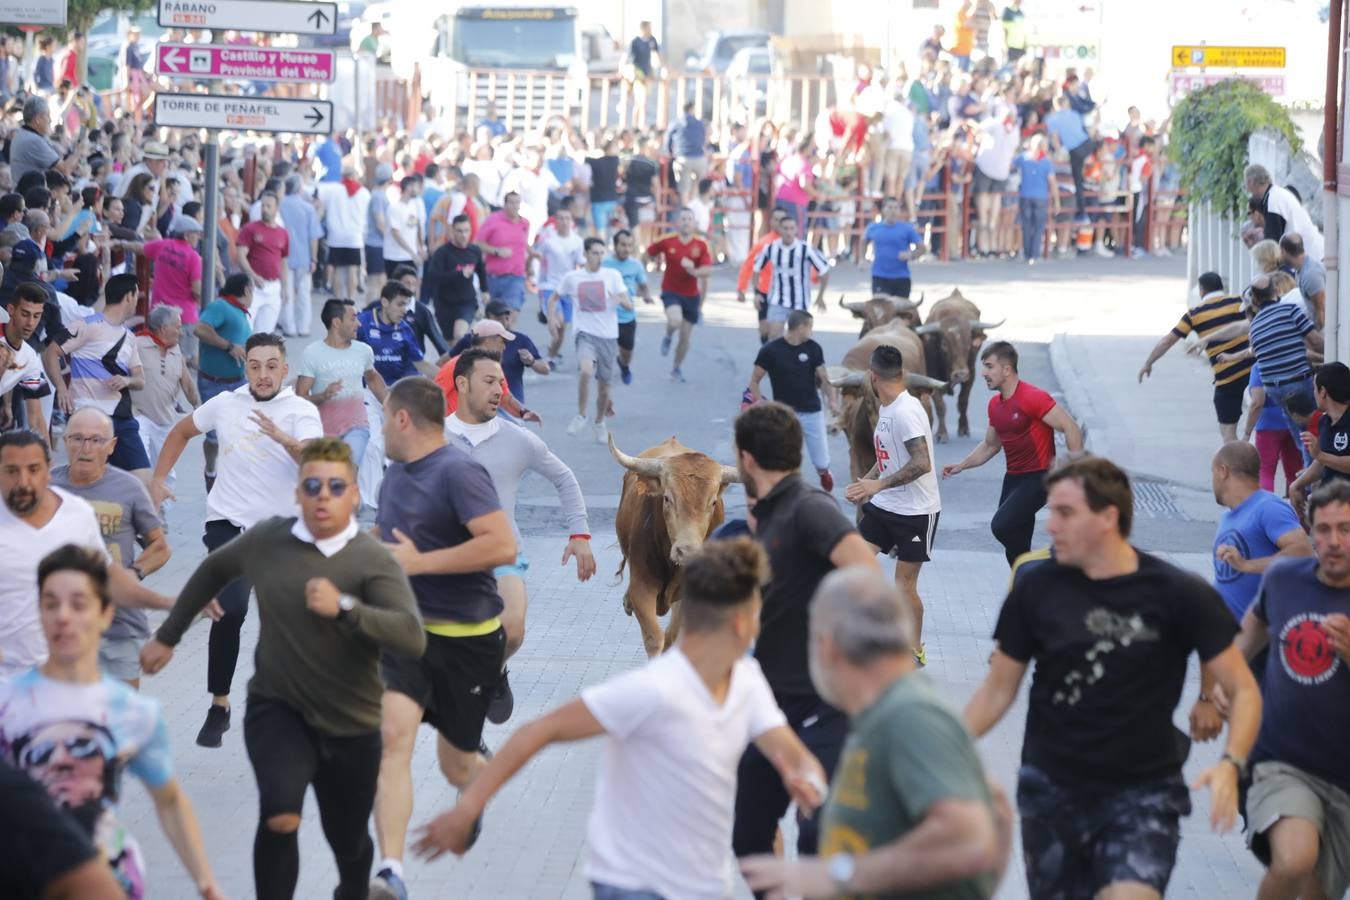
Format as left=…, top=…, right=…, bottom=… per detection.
left=603, top=228, right=653, bottom=384
left=844, top=345, right=941, bottom=667
left=556, top=237, right=632, bottom=442
left=942, top=341, right=1084, bottom=564
left=369, top=376, right=517, bottom=900
left=738, top=208, right=789, bottom=345
left=646, top=208, right=713, bottom=383
left=446, top=348, right=596, bottom=724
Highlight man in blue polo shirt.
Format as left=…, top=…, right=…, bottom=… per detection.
left=1044, top=95, right=1094, bottom=218
left=863, top=197, right=925, bottom=299
left=602, top=228, right=652, bottom=385
left=358, top=282, right=431, bottom=385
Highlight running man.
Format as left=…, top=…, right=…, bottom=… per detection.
left=602, top=228, right=653, bottom=384
left=536, top=207, right=584, bottom=365
left=148, top=333, right=324, bottom=748
left=446, top=348, right=596, bottom=724
left=844, top=345, right=941, bottom=667
left=142, top=439, right=425, bottom=900
left=746, top=309, right=837, bottom=491
left=737, top=207, right=789, bottom=345
left=370, top=376, right=517, bottom=900
left=752, top=213, right=830, bottom=342
left=556, top=237, right=633, bottom=442
left=646, top=208, right=713, bottom=383
left=963, top=457, right=1261, bottom=900
left=942, top=341, right=1084, bottom=564
left=863, top=196, right=925, bottom=298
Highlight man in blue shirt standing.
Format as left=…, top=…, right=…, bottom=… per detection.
left=1014, top=136, right=1058, bottom=263
left=665, top=101, right=707, bottom=205
left=1044, top=96, right=1094, bottom=218
left=863, top=197, right=925, bottom=298
left=603, top=228, right=653, bottom=384
left=280, top=175, right=323, bottom=337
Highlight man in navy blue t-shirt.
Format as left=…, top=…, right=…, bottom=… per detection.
left=1238, top=480, right=1350, bottom=900
left=447, top=302, right=550, bottom=402
left=863, top=197, right=925, bottom=299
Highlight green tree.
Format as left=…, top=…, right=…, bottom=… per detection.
left=1169, top=78, right=1302, bottom=218
left=59, top=0, right=155, bottom=84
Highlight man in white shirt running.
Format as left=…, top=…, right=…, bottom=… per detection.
left=556, top=237, right=634, bottom=443
left=445, top=348, right=597, bottom=724
left=844, top=345, right=941, bottom=667
left=752, top=214, right=830, bottom=341
left=411, top=537, right=827, bottom=900
left=147, top=332, right=324, bottom=748
left=537, top=208, right=585, bottom=364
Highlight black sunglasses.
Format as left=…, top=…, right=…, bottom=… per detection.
left=301, top=477, right=350, bottom=498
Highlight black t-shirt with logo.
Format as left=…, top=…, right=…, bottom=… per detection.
left=993, top=551, right=1238, bottom=791
left=1319, top=407, right=1350, bottom=483
left=753, top=337, right=825, bottom=413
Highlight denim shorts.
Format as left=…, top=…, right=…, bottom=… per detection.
left=488, top=274, right=527, bottom=309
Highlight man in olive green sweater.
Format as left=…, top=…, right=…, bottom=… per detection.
left=141, top=439, right=424, bottom=900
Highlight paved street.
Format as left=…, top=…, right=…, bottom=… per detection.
left=114, top=253, right=1263, bottom=898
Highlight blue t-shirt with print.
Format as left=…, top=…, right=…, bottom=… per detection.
left=198, top=297, right=251, bottom=380
left=1213, top=489, right=1302, bottom=619
left=357, top=305, right=424, bottom=384
left=603, top=256, right=647, bottom=325
left=865, top=221, right=923, bottom=280
left=1251, top=556, right=1350, bottom=796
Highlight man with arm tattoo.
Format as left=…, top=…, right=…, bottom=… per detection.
left=844, top=345, right=942, bottom=666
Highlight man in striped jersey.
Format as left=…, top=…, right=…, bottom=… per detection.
left=752, top=215, right=831, bottom=342
left=1138, top=272, right=1253, bottom=442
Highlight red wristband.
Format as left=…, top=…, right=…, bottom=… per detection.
left=569, top=533, right=591, bottom=541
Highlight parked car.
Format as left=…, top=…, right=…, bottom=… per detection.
left=725, top=46, right=773, bottom=120
left=683, top=30, right=770, bottom=74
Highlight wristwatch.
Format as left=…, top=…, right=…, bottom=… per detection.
left=1221, top=752, right=1249, bottom=779
left=828, top=853, right=856, bottom=892
left=336, top=594, right=357, bottom=621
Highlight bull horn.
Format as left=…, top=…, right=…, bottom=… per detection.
left=915, top=291, right=925, bottom=308
left=825, top=365, right=866, bottom=387
left=720, top=465, right=740, bottom=485
left=913, top=322, right=941, bottom=335
left=608, top=433, right=663, bottom=478
left=971, top=318, right=1006, bottom=330
left=838, top=294, right=867, bottom=314
left=905, top=373, right=948, bottom=391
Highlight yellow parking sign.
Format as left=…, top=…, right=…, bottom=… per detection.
left=1171, top=45, right=1286, bottom=68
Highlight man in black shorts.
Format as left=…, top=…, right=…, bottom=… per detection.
left=963, top=457, right=1262, bottom=900
left=425, top=214, right=490, bottom=344
left=369, top=376, right=518, bottom=900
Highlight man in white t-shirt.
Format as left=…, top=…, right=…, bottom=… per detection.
left=556, top=237, right=633, bottom=443
left=972, top=113, right=1019, bottom=257
left=844, top=345, right=941, bottom=667
left=536, top=208, right=585, bottom=363
left=0, top=430, right=171, bottom=683
left=882, top=93, right=915, bottom=202
left=317, top=166, right=370, bottom=301
left=147, top=332, right=323, bottom=749
left=1, top=285, right=52, bottom=441
left=383, top=176, right=425, bottom=277
left=501, top=148, right=559, bottom=241
left=410, top=538, right=826, bottom=900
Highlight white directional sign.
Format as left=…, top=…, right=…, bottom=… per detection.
left=0, top=0, right=66, bottom=26
left=158, top=43, right=336, bottom=83
left=155, top=93, right=333, bottom=135
left=157, top=0, right=338, bottom=36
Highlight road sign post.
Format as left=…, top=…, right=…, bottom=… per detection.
left=157, top=44, right=335, bottom=84
left=1170, top=45, right=1286, bottom=68
left=200, top=131, right=219, bottom=314
left=154, top=94, right=333, bottom=135
left=157, top=0, right=337, bottom=35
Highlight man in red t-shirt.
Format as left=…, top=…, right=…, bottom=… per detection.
left=942, top=341, right=1085, bottom=564
left=645, top=208, right=713, bottom=382
left=235, top=192, right=290, bottom=337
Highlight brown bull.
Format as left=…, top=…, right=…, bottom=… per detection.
left=610, top=434, right=738, bottom=658
left=911, top=288, right=1003, bottom=442
left=838, top=293, right=925, bottom=337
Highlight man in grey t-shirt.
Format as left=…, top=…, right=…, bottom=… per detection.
left=50, top=409, right=168, bottom=686
left=9, top=97, right=60, bottom=184
left=1283, top=232, right=1327, bottom=325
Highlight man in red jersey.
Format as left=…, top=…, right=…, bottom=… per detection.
left=942, top=341, right=1085, bottom=564
left=646, top=208, right=714, bottom=383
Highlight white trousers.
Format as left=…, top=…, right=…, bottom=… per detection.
left=252, top=278, right=282, bottom=336
left=283, top=268, right=314, bottom=336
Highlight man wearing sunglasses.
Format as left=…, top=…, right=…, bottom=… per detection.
left=147, top=332, right=324, bottom=750
left=142, top=438, right=425, bottom=900
left=369, top=375, right=517, bottom=900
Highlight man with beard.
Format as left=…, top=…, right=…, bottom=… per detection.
left=147, top=333, right=323, bottom=748
left=235, top=192, right=291, bottom=337
left=1, top=283, right=52, bottom=438
left=0, top=430, right=170, bottom=684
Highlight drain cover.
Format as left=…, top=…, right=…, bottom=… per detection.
left=1132, top=479, right=1189, bottom=521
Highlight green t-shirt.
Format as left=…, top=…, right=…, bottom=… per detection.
left=819, top=673, right=996, bottom=900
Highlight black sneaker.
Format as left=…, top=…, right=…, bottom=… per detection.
left=196, top=704, right=230, bottom=748
left=486, top=668, right=514, bottom=724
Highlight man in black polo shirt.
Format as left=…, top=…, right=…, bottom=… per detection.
left=746, top=310, right=837, bottom=491
left=731, top=402, right=879, bottom=862
left=1295, top=363, right=1350, bottom=503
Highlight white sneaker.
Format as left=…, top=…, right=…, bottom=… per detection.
left=566, top=415, right=586, bottom=436
left=593, top=421, right=608, bottom=444
left=1094, top=243, right=1114, bottom=258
